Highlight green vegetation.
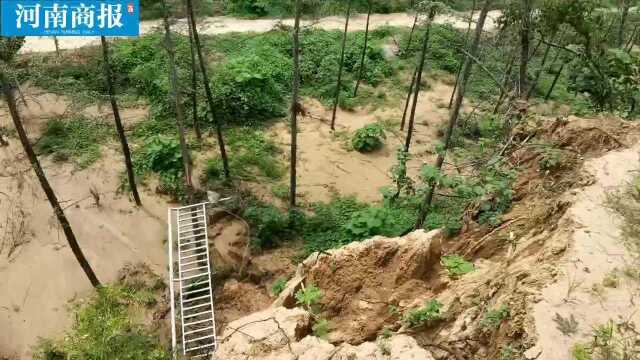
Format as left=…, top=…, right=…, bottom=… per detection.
left=312, top=318, right=330, bottom=339
left=441, top=255, right=475, bottom=278
left=295, top=283, right=323, bottom=309
left=571, top=321, right=640, bottom=360
left=36, top=116, right=112, bottom=169
left=403, top=299, right=443, bottom=328
left=271, top=277, right=288, bottom=296
left=351, top=123, right=386, bottom=152
left=33, top=284, right=168, bottom=360
left=133, top=135, right=185, bottom=199
left=480, top=305, right=510, bottom=331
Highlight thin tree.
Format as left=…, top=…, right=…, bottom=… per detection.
left=186, top=0, right=230, bottom=179
left=544, top=59, right=566, bottom=101
left=493, top=52, right=516, bottom=113
left=0, top=71, right=101, bottom=288
left=400, top=67, right=418, bottom=130
left=415, top=0, right=493, bottom=229
left=518, top=0, right=532, bottom=99
left=448, top=0, right=476, bottom=109
left=403, top=11, right=420, bottom=54
left=404, top=8, right=438, bottom=153
left=353, top=0, right=372, bottom=97
left=186, top=11, right=202, bottom=141
left=330, top=0, right=353, bottom=130
left=526, top=41, right=553, bottom=99
left=617, top=0, right=632, bottom=47
left=290, top=0, right=302, bottom=209
left=161, top=0, right=193, bottom=191
left=100, top=36, right=142, bottom=206
left=53, top=36, right=61, bottom=58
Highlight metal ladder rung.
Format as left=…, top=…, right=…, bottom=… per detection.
left=183, top=302, right=211, bottom=312
left=180, top=272, right=209, bottom=281
left=179, top=221, right=206, bottom=230
left=178, top=215, right=205, bottom=223
left=185, top=343, right=216, bottom=352
left=180, top=252, right=207, bottom=260
left=181, top=259, right=208, bottom=267
left=179, top=226, right=206, bottom=234
left=184, top=325, right=214, bottom=336
left=178, top=209, right=205, bottom=217
left=185, top=334, right=215, bottom=344
left=182, top=287, right=209, bottom=296
left=183, top=310, right=213, bottom=319
left=180, top=232, right=207, bottom=241
left=181, top=265, right=210, bottom=274
left=180, top=238, right=208, bottom=247
left=182, top=294, right=211, bottom=303
left=184, top=317, right=214, bottom=327
left=181, top=279, right=209, bottom=289
left=180, top=244, right=208, bottom=253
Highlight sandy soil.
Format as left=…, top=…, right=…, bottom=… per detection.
left=265, top=80, right=455, bottom=203
left=19, top=11, right=502, bottom=54
left=0, top=91, right=169, bottom=359
left=528, top=144, right=640, bottom=359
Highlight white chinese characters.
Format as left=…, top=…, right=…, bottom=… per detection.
left=98, top=4, right=123, bottom=29
left=72, top=4, right=96, bottom=28
left=15, top=4, right=41, bottom=29
left=14, top=2, right=126, bottom=31
left=44, top=4, right=68, bottom=29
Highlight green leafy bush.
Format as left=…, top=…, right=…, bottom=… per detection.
left=344, top=206, right=413, bottom=239
left=312, top=318, right=330, bottom=339
left=271, top=277, right=288, bottom=296
left=480, top=305, right=510, bottom=331
left=242, top=200, right=292, bottom=249
left=403, top=299, right=443, bottom=328
left=36, top=116, right=112, bottom=168
left=33, top=285, right=169, bottom=360
left=295, top=284, right=323, bottom=308
left=441, top=255, right=475, bottom=278
left=352, top=123, right=386, bottom=152
left=133, top=135, right=185, bottom=198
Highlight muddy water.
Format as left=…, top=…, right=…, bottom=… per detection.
left=20, top=11, right=502, bottom=54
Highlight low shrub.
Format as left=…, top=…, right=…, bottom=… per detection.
left=441, top=255, right=475, bottom=278
left=352, top=123, right=386, bottom=152
left=133, top=135, right=185, bottom=199
left=403, top=299, right=443, bottom=328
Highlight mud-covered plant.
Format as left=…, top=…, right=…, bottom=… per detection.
left=312, top=318, right=330, bottom=339
left=352, top=123, right=386, bottom=152
left=441, top=255, right=475, bottom=278
left=571, top=320, right=640, bottom=360
left=271, top=277, right=288, bottom=296
left=480, top=305, right=510, bottom=331
left=403, top=299, right=443, bottom=328
left=539, top=147, right=566, bottom=171
left=389, top=148, right=414, bottom=200
left=554, top=313, right=579, bottom=336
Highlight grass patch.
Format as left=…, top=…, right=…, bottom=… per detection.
left=36, top=116, right=112, bottom=169
left=606, top=177, right=640, bottom=255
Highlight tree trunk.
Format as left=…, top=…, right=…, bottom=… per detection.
left=404, top=16, right=434, bottom=153
left=289, top=0, right=301, bottom=210
left=448, top=0, right=476, bottom=109
left=162, top=0, right=193, bottom=192
left=415, top=0, right=492, bottom=230
left=526, top=41, right=552, bottom=99
left=353, top=0, right=372, bottom=97
left=493, top=53, right=516, bottom=113
left=618, top=1, right=630, bottom=48
left=53, top=36, right=61, bottom=57
left=100, top=36, right=142, bottom=206
left=545, top=61, right=565, bottom=101
left=625, top=24, right=638, bottom=53
left=518, top=0, right=531, bottom=99
left=186, top=0, right=230, bottom=179
left=330, top=0, right=353, bottom=130
left=186, top=11, right=202, bottom=141
left=400, top=67, right=418, bottom=131
left=403, top=12, right=419, bottom=55
left=0, top=72, right=101, bottom=288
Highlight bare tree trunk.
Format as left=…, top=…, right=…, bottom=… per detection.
left=186, top=0, right=230, bottom=179
left=400, top=67, right=418, bottom=131
left=100, top=36, right=142, bottom=206
left=0, top=72, right=101, bottom=288
left=403, top=12, right=419, bottom=55
left=415, top=0, right=492, bottom=230
left=625, top=23, right=638, bottom=53
left=448, top=0, right=476, bottom=109
left=353, top=0, right=372, bottom=97
left=53, top=36, right=61, bottom=58
left=526, top=41, right=552, bottom=99
left=404, top=15, right=434, bottom=153
left=545, top=61, right=565, bottom=101
left=330, top=0, right=353, bottom=130
left=618, top=0, right=631, bottom=47
left=290, top=0, right=301, bottom=210
left=493, top=53, right=516, bottom=113
left=186, top=11, right=202, bottom=142
left=518, top=0, right=531, bottom=99
left=162, top=0, right=193, bottom=192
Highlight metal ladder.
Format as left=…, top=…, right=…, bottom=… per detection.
left=168, top=203, right=217, bottom=358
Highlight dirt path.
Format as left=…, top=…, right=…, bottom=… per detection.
left=0, top=89, right=169, bottom=359
left=19, top=11, right=502, bottom=54
left=527, top=144, right=640, bottom=359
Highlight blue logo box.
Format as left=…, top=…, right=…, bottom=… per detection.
left=1, top=0, right=139, bottom=36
